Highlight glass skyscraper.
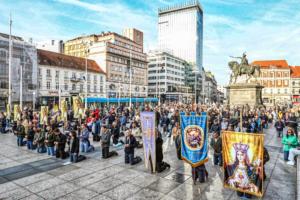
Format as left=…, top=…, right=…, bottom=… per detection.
left=158, top=0, right=203, bottom=70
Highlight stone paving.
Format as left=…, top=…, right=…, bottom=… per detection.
left=0, top=125, right=297, bottom=200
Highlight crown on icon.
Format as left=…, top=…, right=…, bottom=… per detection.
left=233, top=142, right=249, bottom=153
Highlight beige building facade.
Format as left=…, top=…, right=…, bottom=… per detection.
left=64, top=29, right=148, bottom=98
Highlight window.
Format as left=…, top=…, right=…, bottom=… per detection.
left=94, top=85, right=97, bottom=92
left=46, top=81, right=51, bottom=89
left=55, top=71, right=59, bottom=78
left=72, top=72, right=76, bottom=79
left=72, top=84, right=76, bottom=90
left=285, top=89, right=287, bottom=94
left=38, top=68, right=41, bottom=76
left=55, top=82, right=59, bottom=90
left=94, top=75, right=97, bottom=82
left=38, top=81, right=41, bottom=89
left=80, top=84, right=83, bottom=92
left=277, top=89, right=280, bottom=94
left=292, top=81, right=295, bottom=86
left=100, top=86, right=103, bottom=93
left=87, top=74, right=91, bottom=81
left=87, top=85, right=90, bottom=92
left=100, top=76, right=103, bottom=82
left=64, top=84, right=68, bottom=90
left=46, top=69, right=51, bottom=77
left=64, top=71, right=68, bottom=78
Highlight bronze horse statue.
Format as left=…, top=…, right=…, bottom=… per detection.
left=229, top=61, right=261, bottom=84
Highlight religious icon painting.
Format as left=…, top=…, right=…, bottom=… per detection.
left=222, top=131, right=264, bottom=197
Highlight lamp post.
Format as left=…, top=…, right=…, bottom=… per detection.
left=81, top=41, right=90, bottom=110
left=193, top=70, right=199, bottom=104
left=129, top=50, right=132, bottom=108
left=32, top=91, right=35, bottom=111
left=8, top=14, right=12, bottom=116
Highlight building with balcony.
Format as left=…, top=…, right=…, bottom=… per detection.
left=147, top=50, right=193, bottom=103
left=204, top=71, right=218, bottom=104
left=64, top=29, right=148, bottom=98
left=252, top=60, right=291, bottom=107
left=290, top=66, right=300, bottom=105
left=37, top=49, right=106, bottom=106
left=0, top=32, right=37, bottom=110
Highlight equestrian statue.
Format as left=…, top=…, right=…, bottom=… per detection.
left=228, top=52, right=261, bottom=84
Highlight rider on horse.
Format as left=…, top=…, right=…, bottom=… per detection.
left=231, top=52, right=249, bottom=76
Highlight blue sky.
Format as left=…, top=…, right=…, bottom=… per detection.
left=0, top=0, right=299, bottom=85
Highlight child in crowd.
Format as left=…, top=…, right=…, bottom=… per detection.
left=70, top=131, right=80, bottom=163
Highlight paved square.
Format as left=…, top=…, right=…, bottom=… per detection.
left=0, top=125, right=296, bottom=200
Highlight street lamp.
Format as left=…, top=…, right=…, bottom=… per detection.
left=81, top=41, right=91, bottom=110
left=193, top=70, right=199, bottom=104
left=32, top=91, right=36, bottom=111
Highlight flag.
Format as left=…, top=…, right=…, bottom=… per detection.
left=222, top=131, right=264, bottom=197
left=13, top=105, right=21, bottom=122
left=40, top=106, right=49, bottom=125
left=180, top=114, right=208, bottom=167
left=140, top=112, right=156, bottom=172
left=180, top=112, right=185, bottom=116
left=73, top=96, right=81, bottom=119
left=60, top=100, right=68, bottom=122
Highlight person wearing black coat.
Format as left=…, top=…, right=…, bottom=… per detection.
left=210, top=120, right=221, bottom=134
left=70, top=131, right=80, bottom=163
left=26, top=124, right=35, bottom=150
left=155, top=131, right=170, bottom=173
left=111, top=122, right=120, bottom=145
left=54, top=129, right=67, bottom=159
left=124, top=130, right=141, bottom=165
left=210, top=132, right=222, bottom=166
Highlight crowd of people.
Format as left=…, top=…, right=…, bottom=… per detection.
left=0, top=102, right=299, bottom=198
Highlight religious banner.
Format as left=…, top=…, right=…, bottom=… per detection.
left=222, top=131, right=264, bottom=197
left=13, top=105, right=21, bottom=122
left=180, top=112, right=185, bottom=116
left=140, top=112, right=156, bottom=172
left=190, top=112, right=196, bottom=116
left=72, top=96, right=82, bottom=119
left=6, top=104, right=11, bottom=119
left=180, top=114, right=208, bottom=167
left=53, top=104, right=59, bottom=113
left=40, top=106, right=49, bottom=125
left=60, top=100, right=68, bottom=122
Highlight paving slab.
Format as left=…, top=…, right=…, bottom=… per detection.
left=103, top=182, right=142, bottom=200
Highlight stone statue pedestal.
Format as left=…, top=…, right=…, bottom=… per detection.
left=226, top=83, right=264, bottom=107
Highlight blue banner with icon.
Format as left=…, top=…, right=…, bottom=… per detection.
left=180, top=114, right=208, bottom=167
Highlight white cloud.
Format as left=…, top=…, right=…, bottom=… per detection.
left=203, top=0, right=300, bottom=85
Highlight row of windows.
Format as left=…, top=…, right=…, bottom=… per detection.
left=39, top=81, right=104, bottom=93
left=107, top=47, right=145, bottom=62
left=39, top=68, right=104, bottom=82
left=263, top=88, right=288, bottom=94
left=109, top=74, right=144, bottom=84
left=261, top=71, right=289, bottom=78
left=113, top=39, right=142, bottom=53
left=108, top=55, right=146, bottom=68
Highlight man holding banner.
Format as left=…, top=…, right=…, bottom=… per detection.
left=180, top=113, right=209, bottom=183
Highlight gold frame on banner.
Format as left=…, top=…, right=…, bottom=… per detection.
left=222, top=131, right=265, bottom=198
